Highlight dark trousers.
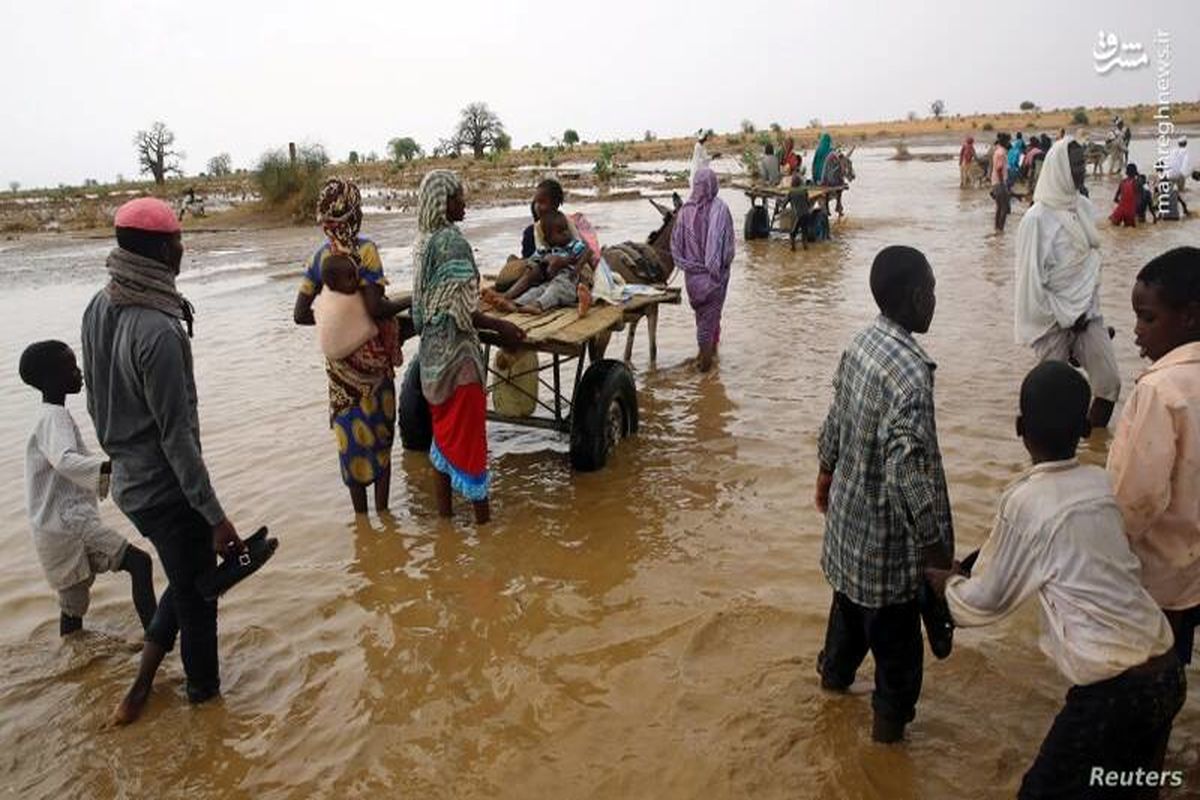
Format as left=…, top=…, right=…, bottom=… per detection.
left=126, top=501, right=220, bottom=700
left=819, top=592, right=923, bottom=725
left=1164, top=604, right=1199, bottom=665
left=992, top=183, right=1011, bottom=231
left=789, top=210, right=813, bottom=243
left=1019, top=653, right=1185, bottom=800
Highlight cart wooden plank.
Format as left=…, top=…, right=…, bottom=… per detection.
left=476, top=279, right=679, bottom=350
left=732, top=182, right=849, bottom=200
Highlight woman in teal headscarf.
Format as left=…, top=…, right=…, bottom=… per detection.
left=812, top=133, right=833, bottom=183
left=411, top=170, right=525, bottom=524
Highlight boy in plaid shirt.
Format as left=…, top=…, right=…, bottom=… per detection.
left=814, top=245, right=954, bottom=743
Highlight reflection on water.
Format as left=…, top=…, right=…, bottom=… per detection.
left=0, top=143, right=1196, bottom=799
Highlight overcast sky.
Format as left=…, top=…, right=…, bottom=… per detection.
left=3, top=0, right=1197, bottom=188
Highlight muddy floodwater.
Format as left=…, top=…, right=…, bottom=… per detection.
left=1, top=143, right=1197, bottom=799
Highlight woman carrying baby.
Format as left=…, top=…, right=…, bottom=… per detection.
left=293, top=178, right=410, bottom=514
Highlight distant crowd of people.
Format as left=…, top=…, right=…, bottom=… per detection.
left=959, top=118, right=1192, bottom=235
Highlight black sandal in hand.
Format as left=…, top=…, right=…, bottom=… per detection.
left=196, top=527, right=279, bottom=601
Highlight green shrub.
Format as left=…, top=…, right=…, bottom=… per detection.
left=740, top=147, right=759, bottom=179
left=255, top=144, right=329, bottom=219
left=1071, top=108, right=1089, bottom=125
left=593, top=141, right=624, bottom=183
left=981, top=122, right=994, bottom=131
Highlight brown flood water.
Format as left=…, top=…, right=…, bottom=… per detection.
left=0, top=143, right=1197, bottom=799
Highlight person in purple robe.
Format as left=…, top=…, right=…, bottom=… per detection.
left=670, top=167, right=736, bottom=372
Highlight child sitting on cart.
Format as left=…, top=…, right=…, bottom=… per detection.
left=497, top=210, right=594, bottom=315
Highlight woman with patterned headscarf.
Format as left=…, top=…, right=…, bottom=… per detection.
left=670, top=167, right=735, bottom=372
left=293, top=177, right=410, bottom=514
left=411, top=170, right=525, bottom=524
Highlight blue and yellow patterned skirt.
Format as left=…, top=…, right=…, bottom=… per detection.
left=331, top=377, right=396, bottom=486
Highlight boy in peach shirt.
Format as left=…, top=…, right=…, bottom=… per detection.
left=1108, top=246, right=1200, bottom=664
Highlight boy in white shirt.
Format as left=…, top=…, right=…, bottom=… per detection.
left=927, top=362, right=1182, bottom=799
left=20, top=340, right=156, bottom=637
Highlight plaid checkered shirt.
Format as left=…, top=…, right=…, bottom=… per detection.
left=818, top=316, right=954, bottom=608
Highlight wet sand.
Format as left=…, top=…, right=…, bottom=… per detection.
left=0, top=142, right=1196, bottom=799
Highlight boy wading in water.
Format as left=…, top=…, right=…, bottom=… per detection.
left=927, top=362, right=1183, bottom=800
left=1108, top=247, right=1200, bottom=669
left=815, top=245, right=954, bottom=744
left=20, top=341, right=156, bottom=637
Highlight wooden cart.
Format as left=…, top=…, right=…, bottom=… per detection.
left=399, top=288, right=681, bottom=471
left=734, top=182, right=849, bottom=244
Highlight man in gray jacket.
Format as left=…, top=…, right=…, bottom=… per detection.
left=82, top=197, right=243, bottom=724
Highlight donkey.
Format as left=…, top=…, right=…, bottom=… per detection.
left=970, top=152, right=992, bottom=188
left=819, top=147, right=855, bottom=217
left=1083, top=142, right=1111, bottom=176
left=601, top=194, right=679, bottom=286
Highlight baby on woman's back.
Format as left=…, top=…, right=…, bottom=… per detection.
left=313, top=254, right=401, bottom=367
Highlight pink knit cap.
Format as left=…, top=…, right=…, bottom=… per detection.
left=113, top=197, right=181, bottom=233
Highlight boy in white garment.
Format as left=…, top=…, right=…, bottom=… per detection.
left=927, top=362, right=1182, bottom=799
left=20, top=340, right=156, bottom=637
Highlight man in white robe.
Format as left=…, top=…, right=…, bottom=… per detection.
left=1014, top=137, right=1120, bottom=427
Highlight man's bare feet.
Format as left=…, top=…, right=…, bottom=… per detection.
left=111, top=640, right=166, bottom=726
left=111, top=680, right=152, bottom=725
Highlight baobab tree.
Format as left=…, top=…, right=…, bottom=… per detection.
left=453, top=102, right=507, bottom=159
left=134, top=122, right=184, bottom=184
left=206, top=153, right=233, bottom=177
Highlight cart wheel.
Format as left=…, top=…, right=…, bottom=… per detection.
left=570, top=359, right=638, bottom=471
left=398, top=358, right=432, bottom=452
left=744, top=205, right=770, bottom=240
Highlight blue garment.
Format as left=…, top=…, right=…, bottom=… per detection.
left=530, top=238, right=587, bottom=267
left=1008, top=138, right=1026, bottom=173
left=813, top=134, right=833, bottom=183
left=300, top=235, right=384, bottom=296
